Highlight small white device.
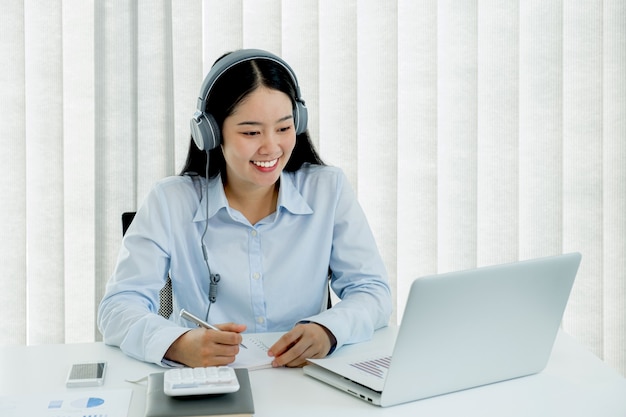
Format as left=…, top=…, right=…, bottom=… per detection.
left=66, top=362, right=107, bottom=388
left=163, top=366, right=240, bottom=396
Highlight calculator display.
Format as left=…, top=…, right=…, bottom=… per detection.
left=68, top=362, right=106, bottom=380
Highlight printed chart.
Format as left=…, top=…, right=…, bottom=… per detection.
left=0, top=389, right=131, bottom=417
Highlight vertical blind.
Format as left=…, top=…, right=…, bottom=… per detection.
left=0, top=0, right=624, bottom=376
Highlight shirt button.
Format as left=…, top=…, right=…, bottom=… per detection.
left=251, top=230, right=257, bottom=237
left=256, top=316, right=265, bottom=324
left=252, top=272, right=260, bottom=280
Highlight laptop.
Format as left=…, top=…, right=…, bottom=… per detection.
left=303, top=252, right=582, bottom=407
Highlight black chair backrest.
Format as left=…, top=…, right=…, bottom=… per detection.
left=121, top=212, right=136, bottom=236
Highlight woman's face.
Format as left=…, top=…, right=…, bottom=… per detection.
left=221, top=86, right=296, bottom=192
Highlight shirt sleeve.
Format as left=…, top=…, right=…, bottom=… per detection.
left=299, top=169, right=392, bottom=352
left=97, top=180, right=190, bottom=366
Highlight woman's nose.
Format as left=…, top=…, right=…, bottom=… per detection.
left=259, top=132, right=280, bottom=152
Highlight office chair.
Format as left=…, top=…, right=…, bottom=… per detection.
left=121, top=212, right=173, bottom=319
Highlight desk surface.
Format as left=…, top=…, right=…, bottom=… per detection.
left=1, top=328, right=625, bottom=417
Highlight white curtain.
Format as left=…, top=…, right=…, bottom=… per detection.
left=1, top=0, right=624, bottom=376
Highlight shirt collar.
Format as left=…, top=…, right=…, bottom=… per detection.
left=277, top=171, right=314, bottom=215
left=192, top=175, right=228, bottom=223
left=192, top=171, right=313, bottom=223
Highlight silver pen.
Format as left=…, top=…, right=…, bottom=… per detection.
left=180, top=308, right=247, bottom=349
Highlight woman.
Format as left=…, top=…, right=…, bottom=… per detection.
left=97, top=49, right=391, bottom=368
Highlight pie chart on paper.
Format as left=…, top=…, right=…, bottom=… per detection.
left=71, top=397, right=105, bottom=408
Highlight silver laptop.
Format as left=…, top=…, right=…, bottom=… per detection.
left=304, top=252, right=581, bottom=407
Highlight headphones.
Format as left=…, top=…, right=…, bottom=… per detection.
left=190, top=49, right=309, bottom=151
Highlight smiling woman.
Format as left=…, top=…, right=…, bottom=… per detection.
left=96, top=49, right=392, bottom=369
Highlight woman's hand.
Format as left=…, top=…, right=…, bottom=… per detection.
left=268, top=323, right=336, bottom=368
left=164, top=323, right=247, bottom=368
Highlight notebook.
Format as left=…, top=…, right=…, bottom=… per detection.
left=231, top=332, right=284, bottom=370
left=303, top=252, right=582, bottom=407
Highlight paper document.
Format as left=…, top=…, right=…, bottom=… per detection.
left=231, top=332, right=284, bottom=370
left=0, top=388, right=132, bottom=417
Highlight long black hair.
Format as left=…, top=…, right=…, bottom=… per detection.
left=179, top=52, right=325, bottom=178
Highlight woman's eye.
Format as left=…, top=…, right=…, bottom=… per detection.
left=243, top=131, right=260, bottom=136
left=278, top=126, right=292, bottom=133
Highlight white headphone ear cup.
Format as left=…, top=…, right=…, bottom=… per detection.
left=190, top=112, right=221, bottom=151
left=190, top=112, right=206, bottom=150
left=294, top=101, right=308, bottom=135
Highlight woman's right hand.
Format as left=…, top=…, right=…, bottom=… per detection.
left=164, top=323, right=247, bottom=368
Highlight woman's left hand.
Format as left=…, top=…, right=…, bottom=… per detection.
left=267, top=323, right=335, bottom=368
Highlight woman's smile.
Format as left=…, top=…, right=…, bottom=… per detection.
left=251, top=158, right=280, bottom=170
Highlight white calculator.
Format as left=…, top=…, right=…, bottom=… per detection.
left=163, top=366, right=240, bottom=396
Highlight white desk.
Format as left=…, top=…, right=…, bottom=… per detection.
left=1, top=328, right=625, bottom=416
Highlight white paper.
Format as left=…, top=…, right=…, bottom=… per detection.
left=0, top=388, right=132, bottom=417
left=231, top=332, right=284, bottom=370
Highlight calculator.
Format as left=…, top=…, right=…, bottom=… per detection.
left=163, top=366, right=240, bottom=396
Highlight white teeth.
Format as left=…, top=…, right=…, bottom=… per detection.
left=252, top=159, right=278, bottom=168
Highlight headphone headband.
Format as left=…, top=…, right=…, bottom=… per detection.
left=190, top=49, right=308, bottom=151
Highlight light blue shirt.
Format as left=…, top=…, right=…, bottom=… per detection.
left=98, top=164, right=392, bottom=366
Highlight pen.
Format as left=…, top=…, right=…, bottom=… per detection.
left=180, top=309, right=248, bottom=349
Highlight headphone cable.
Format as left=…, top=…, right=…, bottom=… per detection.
left=201, top=153, right=220, bottom=321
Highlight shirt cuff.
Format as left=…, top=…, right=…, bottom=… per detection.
left=298, top=320, right=337, bottom=356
